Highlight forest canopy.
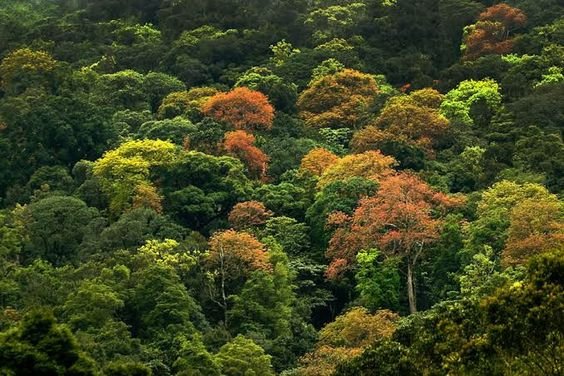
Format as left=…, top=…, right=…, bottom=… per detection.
left=0, top=0, right=563, bottom=375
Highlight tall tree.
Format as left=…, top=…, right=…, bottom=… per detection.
left=206, top=230, right=271, bottom=324
left=327, top=172, right=463, bottom=313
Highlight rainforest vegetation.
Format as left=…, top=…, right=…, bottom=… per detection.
left=0, top=0, right=563, bottom=375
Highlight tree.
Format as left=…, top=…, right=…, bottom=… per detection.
left=227, top=240, right=298, bottom=370
left=223, top=130, right=269, bottom=179
left=203, top=87, right=275, bottom=131
left=93, top=70, right=149, bottom=111
left=297, top=308, right=399, bottom=376
left=159, top=151, right=252, bottom=231
left=502, top=197, right=564, bottom=266
left=104, top=360, right=152, bottom=376
left=352, top=91, right=450, bottom=159
left=157, top=87, right=219, bottom=120
left=263, top=216, right=310, bottom=256
left=262, top=137, right=319, bottom=179
left=462, top=21, right=515, bottom=61
left=0, top=309, right=96, bottom=375
left=127, top=263, right=205, bottom=335
left=306, top=177, right=378, bottom=251
left=299, top=147, right=339, bottom=176
left=0, top=93, right=118, bottom=198
left=228, top=201, right=273, bottom=230
left=334, top=339, right=421, bottom=376
left=23, top=196, right=99, bottom=265
left=305, top=3, right=367, bottom=43
left=136, top=117, right=197, bottom=145
left=235, top=67, right=298, bottom=113
left=355, top=249, right=401, bottom=311
left=297, top=69, right=380, bottom=129
left=327, top=173, right=463, bottom=313
left=93, top=139, right=177, bottom=215
left=440, top=79, right=502, bottom=127
left=93, top=208, right=186, bottom=252
left=108, top=21, right=165, bottom=73
left=215, top=335, right=275, bottom=376
left=206, top=230, right=271, bottom=324
left=317, top=151, right=396, bottom=189
left=173, top=334, right=221, bottom=376
left=465, top=180, right=555, bottom=255
left=142, top=71, right=185, bottom=112
left=253, top=182, right=312, bottom=220
left=0, top=48, right=57, bottom=95
left=479, top=3, right=527, bottom=33
left=62, top=279, right=124, bottom=331
left=478, top=250, right=564, bottom=375
left=462, top=4, right=527, bottom=60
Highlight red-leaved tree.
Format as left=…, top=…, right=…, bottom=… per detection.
left=203, top=87, right=275, bottom=131
left=462, top=3, right=526, bottom=60
left=223, top=130, right=269, bottom=179
left=326, top=172, right=463, bottom=313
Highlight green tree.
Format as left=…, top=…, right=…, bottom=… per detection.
left=215, top=335, right=275, bottom=376
left=93, top=139, right=177, bottom=215
left=0, top=309, right=96, bottom=375
left=262, top=217, right=310, bottom=256
left=160, top=151, right=252, bottom=231
left=440, top=79, right=503, bottom=127
left=142, top=71, right=185, bottom=112
left=93, top=70, right=149, bottom=111
left=104, top=360, right=152, bottom=376
left=136, top=117, right=197, bottom=145
left=235, top=67, right=298, bottom=113
left=355, top=249, right=401, bottom=311
left=23, top=196, right=99, bottom=265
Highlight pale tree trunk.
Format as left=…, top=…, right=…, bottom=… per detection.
left=407, top=258, right=417, bottom=314
left=219, top=245, right=228, bottom=326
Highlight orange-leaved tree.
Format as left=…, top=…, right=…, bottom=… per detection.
left=300, top=147, right=340, bottom=176
left=206, top=229, right=272, bottom=324
left=223, top=130, right=269, bottom=179
left=228, top=201, right=273, bottom=230
left=479, top=3, right=527, bottom=33
left=297, top=69, right=379, bottom=129
left=462, top=3, right=526, bottom=60
left=327, top=172, right=463, bottom=313
left=203, top=87, right=275, bottom=131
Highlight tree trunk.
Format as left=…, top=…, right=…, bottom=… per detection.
left=407, top=258, right=417, bottom=314
left=219, top=245, right=228, bottom=326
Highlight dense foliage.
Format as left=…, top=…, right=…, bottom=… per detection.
left=0, top=0, right=562, bottom=375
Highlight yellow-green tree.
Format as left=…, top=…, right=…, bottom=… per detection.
left=93, top=139, right=177, bottom=215
left=0, top=48, right=57, bottom=95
